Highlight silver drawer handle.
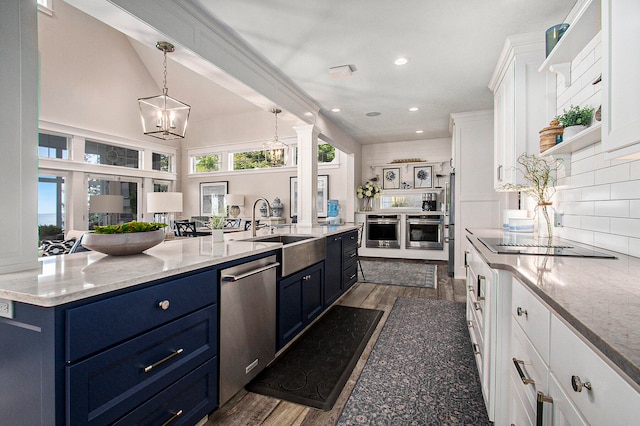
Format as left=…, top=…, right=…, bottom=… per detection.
left=512, top=358, right=535, bottom=385
left=474, top=302, right=482, bottom=311
left=468, top=284, right=474, bottom=293
left=158, top=300, right=170, bottom=310
left=303, top=274, right=312, bottom=281
left=160, top=409, right=183, bottom=426
left=350, top=252, right=357, bottom=258
left=350, top=273, right=356, bottom=280
left=468, top=320, right=473, bottom=328
left=143, top=348, right=184, bottom=373
left=473, top=343, right=481, bottom=355
left=571, top=375, right=592, bottom=392
left=517, top=306, right=528, bottom=317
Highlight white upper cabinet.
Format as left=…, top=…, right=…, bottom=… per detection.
left=601, top=0, right=640, bottom=159
left=489, top=33, right=555, bottom=190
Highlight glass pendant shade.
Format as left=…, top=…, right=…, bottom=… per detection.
left=138, top=41, right=191, bottom=140
left=263, top=108, right=288, bottom=166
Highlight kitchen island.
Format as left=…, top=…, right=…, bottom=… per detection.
left=0, top=224, right=357, bottom=426
left=466, top=228, right=640, bottom=424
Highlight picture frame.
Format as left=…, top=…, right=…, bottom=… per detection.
left=200, top=181, right=228, bottom=216
left=413, top=166, right=433, bottom=189
left=290, top=175, right=329, bottom=218
left=382, top=167, right=401, bottom=189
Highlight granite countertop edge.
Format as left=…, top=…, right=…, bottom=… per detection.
left=466, top=230, right=640, bottom=390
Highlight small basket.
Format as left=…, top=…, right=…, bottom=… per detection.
left=539, top=119, right=563, bottom=152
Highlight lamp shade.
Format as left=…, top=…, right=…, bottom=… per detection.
left=225, top=194, right=245, bottom=207
left=89, top=195, right=124, bottom=214
left=147, top=192, right=183, bottom=213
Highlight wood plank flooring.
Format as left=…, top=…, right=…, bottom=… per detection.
left=206, top=260, right=465, bottom=426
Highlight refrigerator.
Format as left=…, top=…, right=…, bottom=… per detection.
left=447, top=172, right=455, bottom=277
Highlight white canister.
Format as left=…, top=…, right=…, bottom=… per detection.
left=503, top=209, right=529, bottom=229
left=509, top=218, right=535, bottom=233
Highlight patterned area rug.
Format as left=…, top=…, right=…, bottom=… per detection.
left=360, top=260, right=437, bottom=288
left=338, top=298, right=490, bottom=425
left=245, top=305, right=383, bottom=411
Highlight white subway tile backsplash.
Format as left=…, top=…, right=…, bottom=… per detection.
left=629, top=238, right=640, bottom=258
left=595, top=163, right=630, bottom=185
left=569, top=170, right=594, bottom=187
left=571, top=156, right=596, bottom=175
left=630, top=161, right=640, bottom=179
left=611, top=181, right=640, bottom=200
left=611, top=218, right=640, bottom=239
left=594, top=232, right=628, bottom=255
left=562, top=214, right=582, bottom=228
left=580, top=184, right=610, bottom=201
left=567, top=228, right=595, bottom=246
left=582, top=216, right=609, bottom=232
left=631, top=200, right=640, bottom=218
left=594, top=200, right=630, bottom=218
left=572, top=143, right=596, bottom=161
left=560, top=201, right=594, bottom=216
left=560, top=187, right=582, bottom=202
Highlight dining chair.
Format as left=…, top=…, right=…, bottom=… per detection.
left=175, top=221, right=198, bottom=237
left=225, top=218, right=242, bottom=228
left=357, top=223, right=366, bottom=281
left=244, top=220, right=260, bottom=231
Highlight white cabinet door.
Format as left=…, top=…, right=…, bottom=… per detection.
left=602, top=0, right=640, bottom=158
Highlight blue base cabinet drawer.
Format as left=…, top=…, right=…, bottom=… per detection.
left=67, top=306, right=217, bottom=425
left=343, top=262, right=358, bottom=290
left=113, top=358, right=218, bottom=426
left=66, top=269, right=217, bottom=362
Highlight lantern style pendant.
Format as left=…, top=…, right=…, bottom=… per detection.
left=263, top=108, right=289, bottom=166
left=138, top=41, right=191, bottom=140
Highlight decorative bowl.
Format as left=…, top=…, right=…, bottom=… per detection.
left=81, top=230, right=164, bottom=255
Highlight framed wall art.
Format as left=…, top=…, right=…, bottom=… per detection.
left=413, top=166, right=433, bottom=189
left=382, top=167, right=400, bottom=189
left=290, top=175, right=329, bottom=218
left=200, top=181, right=228, bottom=216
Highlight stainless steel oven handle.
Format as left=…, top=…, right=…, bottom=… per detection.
left=222, top=262, right=280, bottom=282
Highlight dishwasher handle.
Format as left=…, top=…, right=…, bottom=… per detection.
left=222, top=262, right=279, bottom=282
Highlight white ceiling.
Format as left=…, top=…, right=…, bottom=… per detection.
left=188, top=0, right=576, bottom=144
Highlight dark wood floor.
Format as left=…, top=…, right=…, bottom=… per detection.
left=206, top=260, right=466, bottom=426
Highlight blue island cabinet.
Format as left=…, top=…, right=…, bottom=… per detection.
left=324, top=229, right=359, bottom=307
left=0, top=268, right=219, bottom=425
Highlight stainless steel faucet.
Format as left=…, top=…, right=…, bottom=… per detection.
left=252, top=198, right=272, bottom=237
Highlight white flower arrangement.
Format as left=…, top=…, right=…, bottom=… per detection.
left=357, top=181, right=381, bottom=200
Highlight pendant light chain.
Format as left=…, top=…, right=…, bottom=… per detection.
left=162, top=48, right=168, bottom=95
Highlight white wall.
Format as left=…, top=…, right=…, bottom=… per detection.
left=550, top=33, right=640, bottom=258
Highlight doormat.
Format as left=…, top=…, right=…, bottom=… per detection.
left=338, top=298, right=489, bottom=425
left=359, top=260, right=437, bottom=288
left=245, top=305, right=383, bottom=411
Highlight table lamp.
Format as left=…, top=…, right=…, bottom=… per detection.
left=147, top=192, right=183, bottom=237
left=89, top=195, right=124, bottom=226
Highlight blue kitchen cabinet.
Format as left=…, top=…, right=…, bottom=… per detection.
left=277, top=261, right=324, bottom=349
left=341, top=229, right=359, bottom=290
left=0, top=268, right=219, bottom=425
left=324, top=234, right=343, bottom=305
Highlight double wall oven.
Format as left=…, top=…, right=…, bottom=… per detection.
left=406, top=215, right=444, bottom=250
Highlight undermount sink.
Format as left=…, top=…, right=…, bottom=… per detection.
left=241, top=234, right=326, bottom=276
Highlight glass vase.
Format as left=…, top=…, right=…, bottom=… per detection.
left=536, top=203, right=554, bottom=239
left=362, top=197, right=373, bottom=211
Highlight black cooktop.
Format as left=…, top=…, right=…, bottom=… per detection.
left=478, top=237, right=617, bottom=259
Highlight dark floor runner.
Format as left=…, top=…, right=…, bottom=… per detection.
left=245, top=305, right=383, bottom=411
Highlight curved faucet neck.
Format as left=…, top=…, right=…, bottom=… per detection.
left=252, top=197, right=272, bottom=237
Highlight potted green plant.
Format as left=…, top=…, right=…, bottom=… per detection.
left=196, top=215, right=226, bottom=242
left=503, top=153, right=562, bottom=239
left=555, top=104, right=595, bottom=140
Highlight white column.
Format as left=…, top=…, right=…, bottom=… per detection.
left=0, top=0, right=39, bottom=273
left=294, top=125, right=320, bottom=226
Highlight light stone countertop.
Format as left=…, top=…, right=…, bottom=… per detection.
left=0, top=224, right=357, bottom=308
left=467, top=228, right=640, bottom=389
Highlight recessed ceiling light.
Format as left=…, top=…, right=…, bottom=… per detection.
left=394, top=57, right=409, bottom=66
left=366, top=112, right=381, bottom=117
left=409, top=107, right=419, bottom=112
left=416, top=130, right=424, bottom=134
left=331, top=108, right=341, bottom=113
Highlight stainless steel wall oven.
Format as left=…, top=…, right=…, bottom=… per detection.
left=406, top=215, right=444, bottom=249
left=366, top=215, right=400, bottom=248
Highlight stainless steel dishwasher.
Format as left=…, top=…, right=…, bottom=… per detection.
left=219, top=255, right=279, bottom=406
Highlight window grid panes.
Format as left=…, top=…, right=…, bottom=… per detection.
left=192, top=154, right=222, bottom=173
left=85, top=140, right=139, bottom=169
left=233, top=149, right=282, bottom=170
left=152, top=152, right=172, bottom=172
left=39, top=133, right=68, bottom=159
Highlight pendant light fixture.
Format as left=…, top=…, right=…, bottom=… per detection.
left=263, top=108, right=289, bottom=166
left=138, top=41, right=191, bottom=140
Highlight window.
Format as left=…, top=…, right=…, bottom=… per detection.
left=88, top=178, right=138, bottom=227
left=191, top=154, right=222, bottom=173
left=39, top=133, right=68, bottom=159
left=232, top=149, right=273, bottom=170
left=153, top=180, right=171, bottom=192
left=293, top=143, right=337, bottom=165
left=38, top=174, right=65, bottom=232
left=85, top=140, right=139, bottom=169
left=152, top=152, right=172, bottom=172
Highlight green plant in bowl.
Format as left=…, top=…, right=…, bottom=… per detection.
left=555, top=104, right=595, bottom=127
left=93, top=220, right=167, bottom=234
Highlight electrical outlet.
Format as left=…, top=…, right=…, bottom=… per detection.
left=0, top=299, right=13, bottom=319
left=554, top=212, right=563, bottom=227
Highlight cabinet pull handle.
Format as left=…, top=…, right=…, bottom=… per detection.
left=160, top=409, right=184, bottom=426
left=468, top=320, right=473, bottom=328
left=571, top=375, right=592, bottom=392
left=473, top=343, right=481, bottom=355
left=468, top=284, right=474, bottom=293
left=350, top=252, right=357, bottom=258
left=497, top=165, right=504, bottom=181
left=512, top=358, right=535, bottom=385
left=516, top=306, right=528, bottom=317
left=158, top=300, right=170, bottom=310
left=474, top=302, right=482, bottom=312
left=536, top=391, right=553, bottom=426
left=477, top=274, right=485, bottom=297
left=464, top=250, right=469, bottom=267
left=350, top=274, right=356, bottom=280
left=143, top=348, right=184, bottom=373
